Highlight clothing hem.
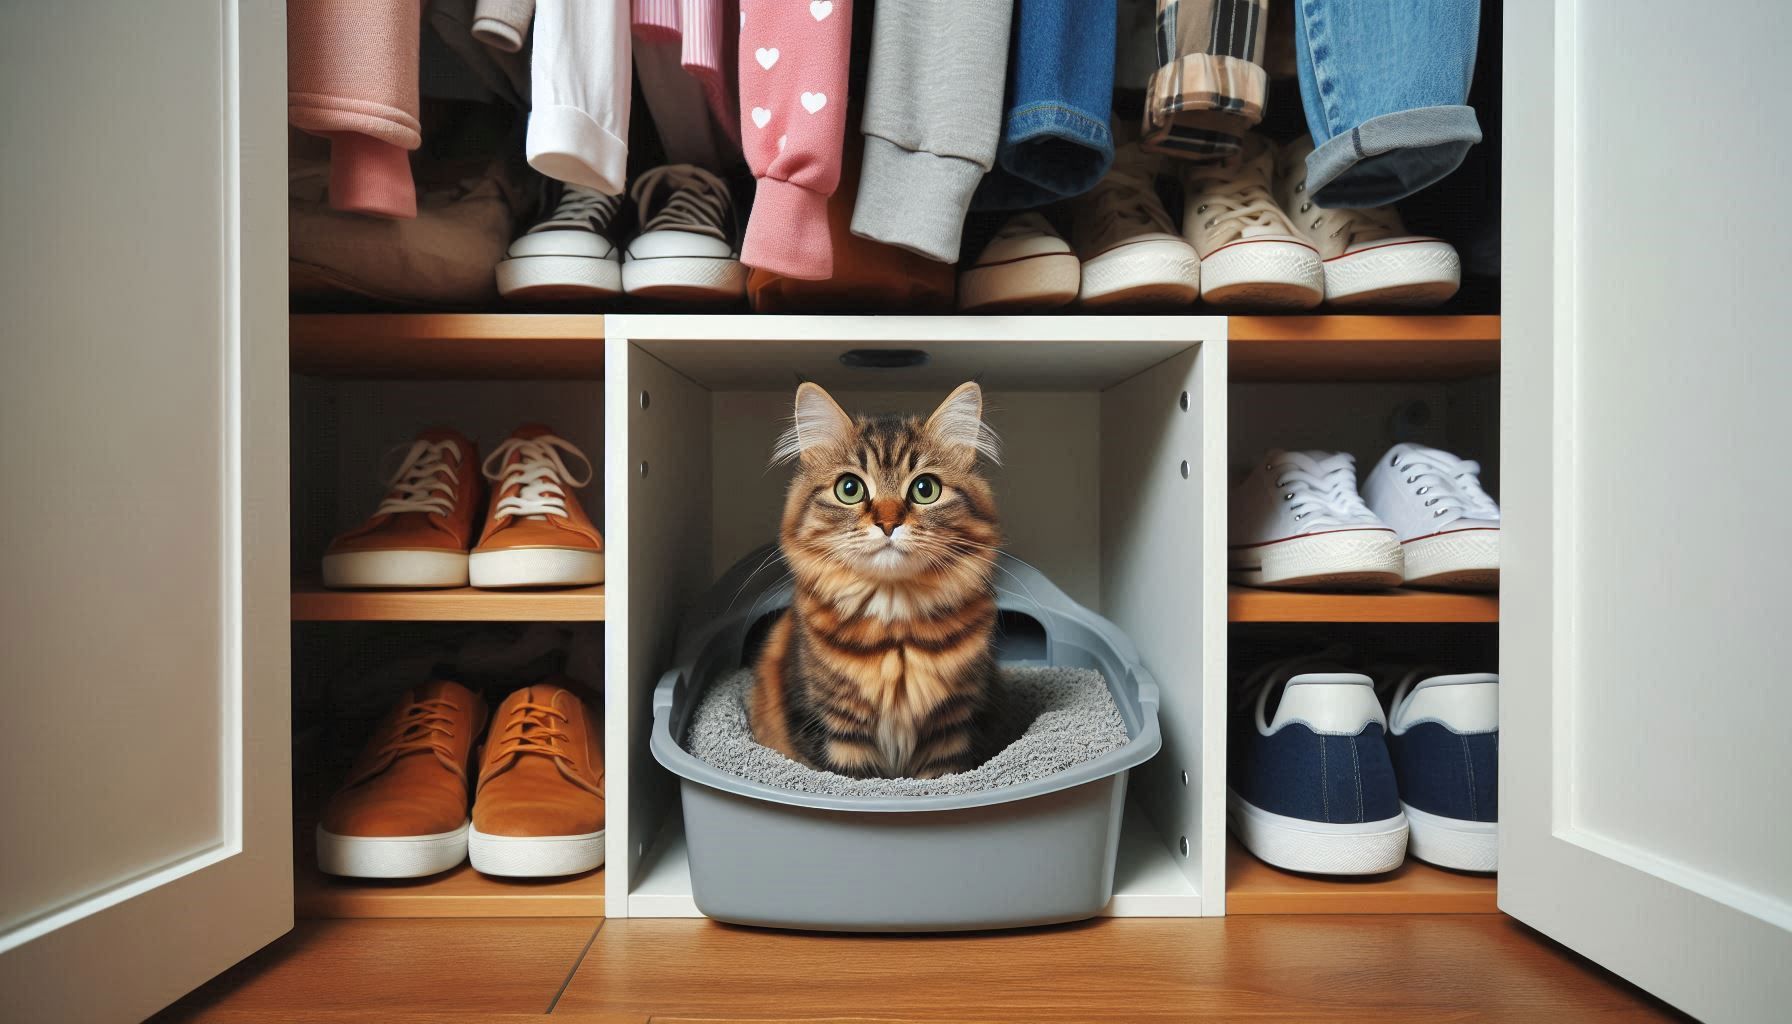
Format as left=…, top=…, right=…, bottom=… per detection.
left=1306, top=105, right=1482, bottom=208
left=527, top=104, right=629, bottom=195
left=851, top=134, right=984, bottom=263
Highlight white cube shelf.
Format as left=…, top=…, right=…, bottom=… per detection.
left=602, top=315, right=1228, bottom=919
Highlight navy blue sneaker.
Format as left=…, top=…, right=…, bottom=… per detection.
left=1229, top=656, right=1408, bottom=874
left=1379, top=667, right=1500, bottom=871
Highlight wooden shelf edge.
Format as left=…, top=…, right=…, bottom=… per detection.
left=1227, top=314, right=1500, bottom=382
left=291, top=580, right=607, bottom=622
left=290, top=313, right=606, bottom=379
left=1227, top=314, right=1500, bottom=343
left=290, top=312, right=607, bottom=342
left=1228, top=585, right=1497, bottom=624
left=1225, top=839, right=1498, bottom=915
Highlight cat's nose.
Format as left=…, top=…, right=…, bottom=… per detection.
left=871, top=498, right=903, bottom=536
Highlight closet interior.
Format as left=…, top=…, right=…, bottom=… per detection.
left=287, top=0, right=1504, bottom=926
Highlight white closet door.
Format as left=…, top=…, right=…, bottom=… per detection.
left=0, top=2, right=290, bottom=1020
left=1502, top=2, right=1792, bottom=1020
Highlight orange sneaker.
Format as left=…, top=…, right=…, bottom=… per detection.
left=317, top=680, right=488, bottom=878
left=469, top=681, right=606, bottom=876
left=470, top=426, right=605, bottom=588
left=322, top=428, right=482, bottom=588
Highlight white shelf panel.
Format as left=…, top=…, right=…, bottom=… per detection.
left=610, top=313, right=1223, bottom=392
left=625, top=800, right=1201, bottom=920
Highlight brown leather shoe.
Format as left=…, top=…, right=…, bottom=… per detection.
left=469, top=681, right=606, bottom=876
left=317, top=680, right=488, bottom=877
left=469, top=426, right=604, bottom=588
left=322, top=428, right=483, bottom=588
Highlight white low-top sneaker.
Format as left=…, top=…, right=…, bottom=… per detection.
left=1230, top=450, right=1403, bottom=589
left=1181, top=134, right=1324, bottom=310
left=496, top=184, right=623, bottom=302
left=622, top=165, right=746, bottom=304
left=958, top=213, right=1081, bottom=313
left=1067, top=149, right=1201, bottom=310
left=1362, top=444, right=1500, bottom=590
left=1276, top=136, right=1461, bottom=308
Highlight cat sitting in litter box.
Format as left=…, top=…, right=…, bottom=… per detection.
left=747, top=381, right=1007, bottom=780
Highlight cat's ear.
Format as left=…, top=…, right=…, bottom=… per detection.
left=925, top=382, right=1001, bottom=464
left=773, top=382, right=855, bottom=465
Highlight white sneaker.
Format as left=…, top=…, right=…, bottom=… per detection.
left=1362, top=444, right=1499, bottom=590
left=622, top=165, right=747, bottom=304
left=1276, top=136, right=1461, bottom=308
left=497, top=184, right=623, bottom=302
left=958, top=213, right=1081, bottom=313
left=1230, top=450, right=1403, bottom=589
left=1180, top=135, right=1323, bottom=310
left=1067, top=149, right=1201, bottom=310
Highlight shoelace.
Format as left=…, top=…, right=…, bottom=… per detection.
left=491, top=702, right=576, bottom=766
left=994, top=211, right=1055, bottom=242
left=374, top=440, right=461, bottom=517
left=481, top=434, right=594, bottom=521
left=1269, top=452, right=1379, bottom=528
left=532, top=184, right=622, bottom=234
left=1085, top=169, right=1178, bottom=251
left=1387, top=447, right=1501, bottom=524
left=630, top=164, right=732, bottom=241
left=1278, top=154, right=1406, bottom=248
left=374, top=698, right=461, bottom=764
left=1186, top=150, right=1291, bottom=242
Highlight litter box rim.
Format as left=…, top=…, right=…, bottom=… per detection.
left=650, top=546, right=1163, bottom=815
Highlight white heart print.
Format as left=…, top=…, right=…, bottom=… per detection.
left=778, top=135, right=787, bottom=152
left=739, top=10, right=745, bottom=29
left=755, top=47, right=779, bottom=70
left=800, top=91, right=827, bottom=114
left=750, top=106, right=772, bottom=129
left=810, top=1, right=833, bottom=20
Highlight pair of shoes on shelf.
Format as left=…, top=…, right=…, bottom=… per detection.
left=1229, top=444, right=1499, bottom=590
left=317, top=680, right=605, bottom=879
left=959, top=135, right=1459, bottom=312
left=1229, top=652, right=1499, bottom=875
left=497, top=164, right=746, bottom=306
left=322, top=426, right=603, bottom=590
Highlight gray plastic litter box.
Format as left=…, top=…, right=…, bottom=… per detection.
left=650, top=546, right=1163, bottom=932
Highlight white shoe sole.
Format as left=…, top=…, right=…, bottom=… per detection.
left=1402, top=528, right=1498, bottom=590
left=497, top=254, right=622, bottom=302
left=315, top=822, right=468, bottom=878
left=469, top=827, right=606, bottom=877
left=1403, top=802, right=1497, bottom=872
left=1229, top=790, right=1408, bottom=875
left=321, top=549, right=469, bottom=589
left=1078, top=240, right=1200, bottom=309
left=623, top=256, right=747, bottom=303
left=959, top=252, right=1080, bottom=312
left=1324, top=241, right=1461, bottom=308
left=469, top=546, right=605, bottom=588
left=1198, top=240, right=1324, bottom=310
left=1229, top=529, right=1403, bottom=589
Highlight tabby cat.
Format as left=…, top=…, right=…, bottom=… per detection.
left=747, top=381, right=1005, bottom=779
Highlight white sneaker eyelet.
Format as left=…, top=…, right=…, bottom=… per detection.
left=1283, top=492, right=1296, bottom=501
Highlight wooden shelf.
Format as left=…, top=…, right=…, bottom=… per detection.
left=295, top=844, right=603, bottom=919
left=1228, top=314, right=1499, bottom=381
left=1226, top=837, right=1496, bottom=914
left=291, top=313, right=604, bottom=379
left=1228, top=585, right=1497, bottom=623
left=291, top=580, right=606, bottom=622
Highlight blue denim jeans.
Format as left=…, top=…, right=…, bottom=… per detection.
left=1294, top=0, right=1482, bottom=208
left=973, top=0, right=1117, bottom=211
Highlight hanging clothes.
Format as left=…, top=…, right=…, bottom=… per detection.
left=527, top=0, right=631, bottom=194
left=634, top=0, right=741, bottom=170
left=288, top=0, right=425, bottom=219
left=1140, top=0, right=1270, bottom=163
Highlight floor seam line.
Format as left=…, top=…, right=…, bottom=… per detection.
left=546, top=918, right=604, bottom=1014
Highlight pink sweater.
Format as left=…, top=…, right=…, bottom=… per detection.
left=288, top=0, right=424, bottom=219
left=738, top=0, right=852, bottom=280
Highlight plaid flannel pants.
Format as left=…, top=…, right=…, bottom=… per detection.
left=1140, top=0, right=1269, bottom=161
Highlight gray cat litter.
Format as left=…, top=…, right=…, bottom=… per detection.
left=682, top=664, right=1130, bottom=798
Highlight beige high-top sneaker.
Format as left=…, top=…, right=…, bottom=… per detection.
left=1179, top=133, right=1325, bottom=310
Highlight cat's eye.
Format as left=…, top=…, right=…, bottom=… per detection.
left=908, top=474, right=942, bottom=505
left=833, top=474, right=866, bottom=504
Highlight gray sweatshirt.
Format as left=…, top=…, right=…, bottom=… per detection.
left=850, top=0, right=1015, bottom=263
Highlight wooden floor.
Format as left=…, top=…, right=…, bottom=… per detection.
left=154, top=915, right=1686, bottom=1023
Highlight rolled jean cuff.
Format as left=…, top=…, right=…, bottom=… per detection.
left=851, top=134, right=986, bottom=264
left=1307, top=105, right=1482, bottom=209
left=742, top=177, right=834, bottom=281
left=989, top=102, right=1114, bottom=206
